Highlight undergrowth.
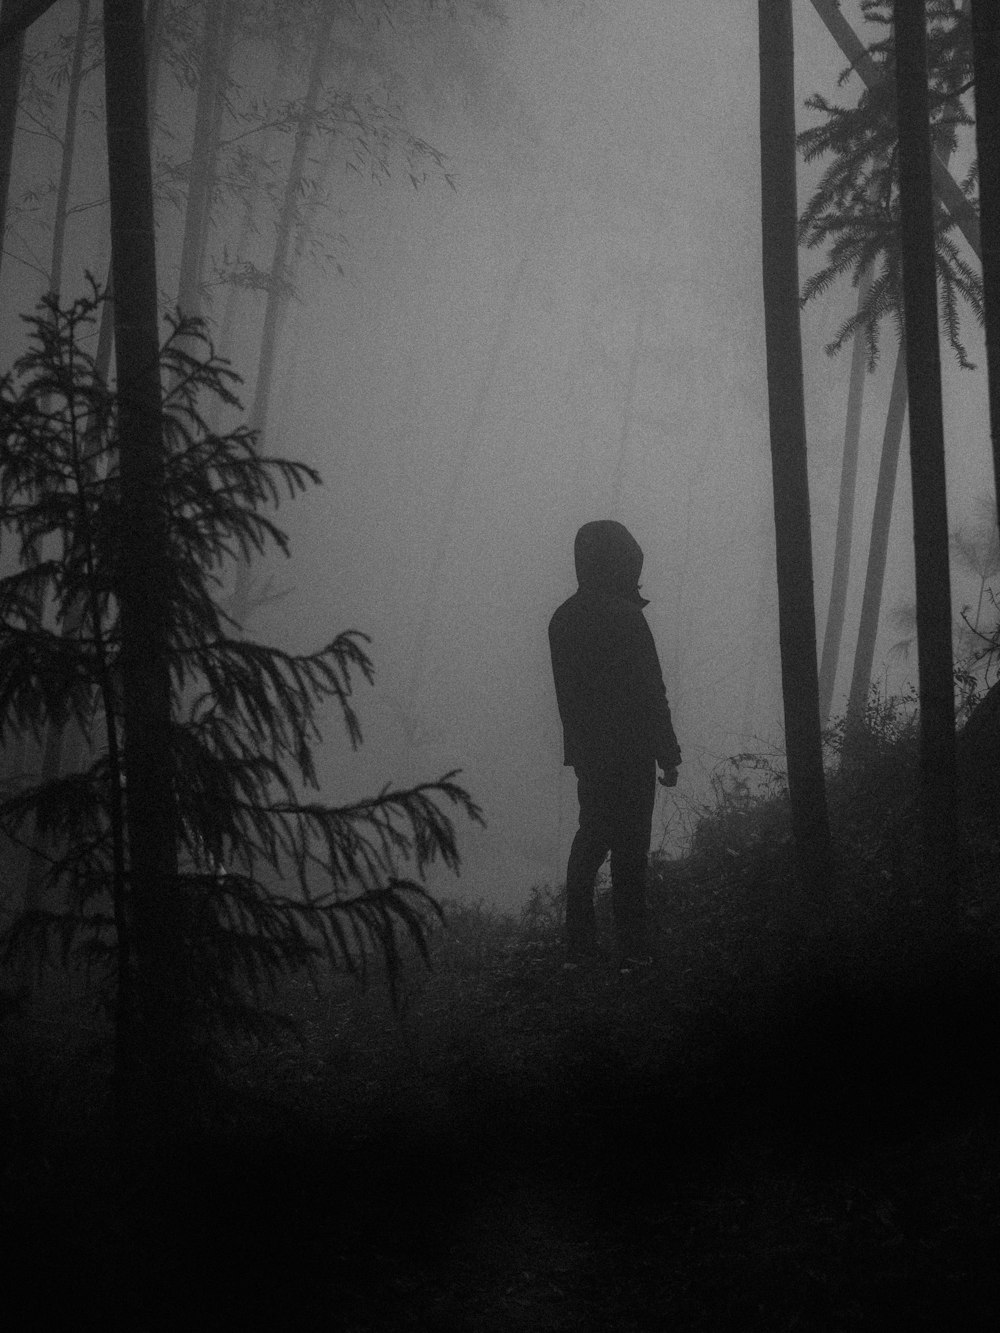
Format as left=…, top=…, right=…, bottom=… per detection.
left=3, top=686, right=1000, bottom=1328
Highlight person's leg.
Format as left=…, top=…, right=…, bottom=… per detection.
left=608, top=758, right=656, bottom=961
left=564, top=767, right=612, bottom=957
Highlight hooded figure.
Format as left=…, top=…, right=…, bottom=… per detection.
left=548, top=520, right=681, bottom=965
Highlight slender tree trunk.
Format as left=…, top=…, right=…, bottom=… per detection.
left=103, top=0, right=181, bottom=1126
left=405, top=195, right=551, bottom=723
left=231, top=13, right=334, bottom=625
left=971, top=1, right=1000, bottom=534
left=845, top=339, right=908, bottom=736
left=175, top=0, right=234, bottom=321
left=894, top=0, right=958, bottom=889
left=610, top=277, right=650, bottom=516
left=758, top=0, right=832, bottom=892
left=841, top=6, right=965, bottom=744
left=0, top=0, right=23, bottom=296
left=818, top=267, right=873, bottom=725
left=269, top=122, right=343, bottom=440
left=48, top=0, right=89, bottom=300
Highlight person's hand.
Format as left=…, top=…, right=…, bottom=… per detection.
left=658, top=765, right=679, bottom=788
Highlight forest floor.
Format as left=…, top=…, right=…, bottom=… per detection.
left=4, top=831, right=1000, bottom=1331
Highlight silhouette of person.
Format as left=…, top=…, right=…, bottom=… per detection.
left=548, top=520, right=681, bottom=966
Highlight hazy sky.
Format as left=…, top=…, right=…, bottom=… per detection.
left=2, top=0, right=991, bottom=904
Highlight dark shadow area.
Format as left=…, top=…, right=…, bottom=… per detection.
left=4, top=857, right=1000, bottom=1331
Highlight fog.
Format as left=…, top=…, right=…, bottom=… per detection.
left=2, top=0, right=991, bottom=906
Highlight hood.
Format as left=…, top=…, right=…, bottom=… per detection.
left=574, top=519, right=648, bottom=606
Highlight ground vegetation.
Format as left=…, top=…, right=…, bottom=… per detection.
left=2, top=683, right=999, bottom=1328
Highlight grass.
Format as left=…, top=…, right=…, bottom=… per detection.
left=3, top=723, right=1000, bottom=1329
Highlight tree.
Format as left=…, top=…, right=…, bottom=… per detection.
left=807, top=0, right=980, bottom=258
left=0, top=289, right=482, bottom=1130
left=817, top=266, right=873, bottom=726
left=799, top=1, right=980, bottom=371
left=174, top=0, right=236, bottom=325
left=894, top=0, right=959, bottom=889
left=799, top=0, right=981, bottom=726
left=0, top=0, right=25, bottom=295
left=758, top=0, right=832, bottom=893
left=845, top=340, right=909, bottom=733
left=970, top=1, right=1000, bottom=531
left=101, top=0, right=186, bottom=1118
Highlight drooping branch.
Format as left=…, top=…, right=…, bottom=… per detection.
left=808, top=0, right=981, bottom=257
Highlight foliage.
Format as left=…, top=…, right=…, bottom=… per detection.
left=0, top=286, right=482, bottom=1062
left=885, top=497, right=1000, bottom=711
left=798, top=0, right=982, bottom=368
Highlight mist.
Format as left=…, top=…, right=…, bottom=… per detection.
left=1, top=0, right=991, bottom=912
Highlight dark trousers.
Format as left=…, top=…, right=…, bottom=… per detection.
left=565, top=757, right=656, bottom=958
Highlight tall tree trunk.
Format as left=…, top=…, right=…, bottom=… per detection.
left=175, top=0, right=234, bottom=321
left=758, top=0, right=832, bottom=891
left=103, top=0, right=181, bottom=1126
left=24, top=0, right=161, bottom=913
left=894, top=0, right=958, bottom=889
left=18, top=0, right=92, bottom=915
left=841, top=5, right=964, bottom=744
left=844, top=340, right=908, bottom=736
left=48, top=0, right=89, bottom=300
left=0, top=0, right=23, bottom=296
left=818, top=266, right=874, bottom=724
left=971, top=1, right=1000, bottom=534
left=231, top=13, right=334, bottom=625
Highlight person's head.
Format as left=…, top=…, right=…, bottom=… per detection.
left=574, top=520, right=648, bottom=605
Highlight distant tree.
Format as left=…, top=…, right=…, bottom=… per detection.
left=894, top=0, right=959, bottom=892
left=817, top=265, right=872, bottom=726
left=800, top=0, right=981, bottom=730
left=799, top=0, right=980, bottom=368
left=0, top=289, right=482, bottom=1133
left=970, top=0, right=1000, bottom=529
left=844, top=341, right=909, bottom=732
left=758, top=0, right=832, bottom=894
left=0, top=0, right=25, bottom=294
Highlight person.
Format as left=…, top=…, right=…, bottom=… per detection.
left=548, top=519, right=681, bottom=967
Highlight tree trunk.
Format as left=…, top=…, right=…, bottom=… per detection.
left=103, top=0, right=181, bottom=1126
left=48, top=0, right=89, bottom=300
left=231, top=13, right=334, bottom=625
left=808, top=0, right=980, bottom=259
left=894, top=0, right=958, bottom=889
left=844, top=339, right=908, bottom=737
left=0, top=0, right=23, bottom=297
left=971, top=1, right=1000, bottom=534
left=818, top=266, right=873, bottom=725
left=758, top=0, right=832, bottom=891
left=24, top=0, right=161, bottom=914
left=175, top=0, right=234, bottom=321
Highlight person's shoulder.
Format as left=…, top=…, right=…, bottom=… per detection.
left=549, top=591, right=580, bottom=633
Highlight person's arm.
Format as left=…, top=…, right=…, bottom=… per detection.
left=634, top=616, right=682, bottom=772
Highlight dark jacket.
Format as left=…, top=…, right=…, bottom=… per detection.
left=548, top=520, right=682, bottom=770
